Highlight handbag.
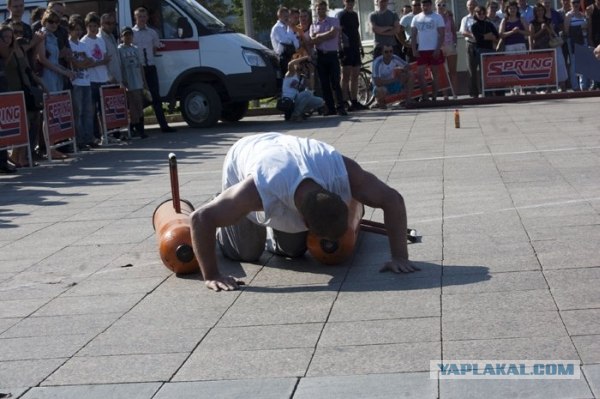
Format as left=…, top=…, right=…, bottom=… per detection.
left=276, top=96, right=294, bottom=113
left=549, top=36, right=564, bottom=48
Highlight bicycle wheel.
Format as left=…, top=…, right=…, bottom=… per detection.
left=357, top=68, right=375, bottom=107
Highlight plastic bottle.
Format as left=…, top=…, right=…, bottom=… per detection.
left=454, top=109, right=460, bottom=128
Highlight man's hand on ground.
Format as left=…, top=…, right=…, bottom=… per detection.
left=204, top=275, right=245, bottom=292
left=380, top=258, right=420, bottom=273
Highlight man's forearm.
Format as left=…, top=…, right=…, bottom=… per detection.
left=190, top=210, right=220, bottom=280
left=383, top=191, right=409, bottom=260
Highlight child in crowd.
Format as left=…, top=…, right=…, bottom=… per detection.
left=118, top=26, right=147, bottom=138
left=81, top=12, right=111, bottom=143
left=68, top=19, right=96, bottom=150
left=281, top=55, right=324, bottom=122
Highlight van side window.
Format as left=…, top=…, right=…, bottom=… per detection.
left=132, top=0, right=190, bottom=39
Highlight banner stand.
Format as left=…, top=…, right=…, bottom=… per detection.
left=42, top=91, right=78, bottom=162
left=0, top=91, right=32, bottom=169
left=385, top=62, right=453, bottom=104
left=481, top=49, right=559, bottom=94
left=100, top=85, right=131, bottom=146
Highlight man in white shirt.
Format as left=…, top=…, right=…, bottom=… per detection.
left=459, top=0, right=479, bottom=97
left=133, top=6, right=176, bottom=132
left=411, top=0, right=445, bottom=101
left=371, top=44, right=414, bottom=108
left=189, top=132, right=419, bottom=292
left=100, top=13, right=122, bottom=85
left=270, top=7, right=300, bottom=76
left=399, top=1, right=422, bottom=61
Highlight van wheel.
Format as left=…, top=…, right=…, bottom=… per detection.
left=220, top=101, right=249, bottom=123
left=180, top=83, right=221, bottom=128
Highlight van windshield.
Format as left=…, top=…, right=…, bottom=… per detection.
left=176, top=0, right=231, bottom=33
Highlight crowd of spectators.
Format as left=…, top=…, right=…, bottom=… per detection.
left=0, top=1, right=174, bottom=174
left=269, top=0, right=599, bottom=117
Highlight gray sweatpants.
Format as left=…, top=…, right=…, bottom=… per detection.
left=217, top=216, right=307, bottom=261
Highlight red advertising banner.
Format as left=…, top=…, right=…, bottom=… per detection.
left=100, top=85, right=128, bottom=131
left=385, top=62, right=452, bottom=104
left=44, top=91, right=75, bottom=144
left=0, top=91, right=29, bottom=149
left=481, top=49, right=558, bottom=91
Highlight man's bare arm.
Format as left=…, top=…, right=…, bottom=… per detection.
left=343, top=156, right=418, bottom=273
left=189, top=176, right=263, bottom=290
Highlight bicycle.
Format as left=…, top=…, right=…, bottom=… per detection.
left=356, top=52, right=376, bottom=108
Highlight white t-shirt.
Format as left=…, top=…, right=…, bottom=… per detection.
left=69, top=39, right=91, bottom=87
left=222, top=133, right=352, bottom=233
left=411, top=11, right=445, bottom=51
left=281, top=74, right=301, bottom=99
left=81, top=35, right=109, bottom=83
left=372, top=54, right=408, bottom=81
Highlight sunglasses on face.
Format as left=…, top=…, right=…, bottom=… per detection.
left=437, top=3, right=446, bottom=6
left=383, top=50, right=393, bottom=53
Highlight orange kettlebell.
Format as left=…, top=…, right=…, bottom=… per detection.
left=151, top=153, right=199, bottom=274
left=306, top=199, right=364, bottom=265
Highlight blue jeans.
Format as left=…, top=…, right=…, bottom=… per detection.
left=72, top=85, right=95, bottom=145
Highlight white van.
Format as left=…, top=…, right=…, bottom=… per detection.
left=1, top=0, right=280, bottom=128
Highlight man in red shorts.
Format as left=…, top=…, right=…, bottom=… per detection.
left=410, top=0, right=445, bottom=101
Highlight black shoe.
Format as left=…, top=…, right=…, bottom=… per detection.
left=323, top=110, right=337, bottom=116
left=161, top=126, right=177, bottom=133
left=77, top=145, right=91, bottom=151
left=0, top=162, right=17, bottom=174
left=352, top=101, right=368, bottom=111
left=337, top=107, right=348, bottom=116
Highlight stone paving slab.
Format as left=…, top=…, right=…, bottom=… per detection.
left=2, top=99, right=600, bottom=397
left=21, top=383, right=162, bottom=399
left=154, top=378, right=297, bottom=399
left=294, top=372, right=437, bottom=399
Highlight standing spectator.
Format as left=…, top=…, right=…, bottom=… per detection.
left=518, top=0, right=535, bottom=23
left=471, top=5, right=500, bottom=96
left=565, top=1, right=590, bottom=90
left=119, top=27, right=148, bottom=139
left=487, top=1, right=503, bottom=29
left=133, top=7, right=176, bottom=132
left=399, top=1, right=422, bottom=61
left=270, top=7, right=299, bottom=78
left=297, top=9, right=315, bottom=91
left=68, top=18, right=95, bottom=150
left=5, top=0, right=37, bottom=48
left=337, top=0, right=366, bottom=111
left=437, top=0, right=458, bottom=99
left=34, top=2, right=72, bottom=83
left=542, top=0, right=569, bottom=90
left=499, top=1, right=529, bottom=52
left=370, top=0, right=401, bottom=58
left=371, top=44, right=414, bottom=108
left=30, top=7, right=46, bottom=27
left=460, top=0, right=480, bottom=97
left=530, top=3, right=553, bottom=86
left=36, top=10, right=74, bottom=93
left=559, top=0, right=572, bottom=16
left=101, top=13, right=122, bottom=85
left=0, top=30, right=15, bottom=174
left=588, top=0, right=600, bottom=48
left=2, top=24, right=46, bottom=169
left=310, top=0, right=347, bottom=116
left=411, top=0, right=445, bottom=101
left=81, top=12, right=111, bottom=143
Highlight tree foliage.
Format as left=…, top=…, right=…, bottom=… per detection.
left=230, top=0, right=312, bottom=39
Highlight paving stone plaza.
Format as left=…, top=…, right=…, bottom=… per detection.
left=1, top=97, right=599, bottom=398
